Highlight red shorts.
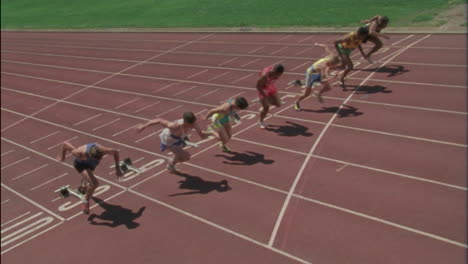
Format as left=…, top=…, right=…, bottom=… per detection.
left=258, top=85, right=277, bottom=99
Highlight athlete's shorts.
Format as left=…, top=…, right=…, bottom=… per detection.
left=305, top=66, right=322, bottom=88
left=211, top=113, right=231, bottom=129
left=73, top=159, right=95, bottom=173
left=337, top=43, right=354, bottom=56
left=258, top=85, right=277, bottom=100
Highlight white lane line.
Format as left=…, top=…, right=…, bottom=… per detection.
left=207, top=71, right=230, bottom=82
left=113, top=98, right=140, bottom=109
left=1, top=212, right=31, bottom=227
left=155, top=105, right=183, bottom=116
left=172, top=85, right=197, bottom=96
left=1, top=212, right=42, bottom=234
left=231, top=73, right=254, bottom=84
left=51, top=197, right=61, bottom=202
left=312, top=154, right=467, bottom=191
left=248, top=46, right=265, bottom=54
left=271, top=46, right=288, bottom=55
left=152, top=82, right=180, bottom=93
left=336, top=163, right=350, bottom=172
left=73, top=113, right=102, bottom=126
left=1, top=199, right=9, bottom=205
left=295, top=193, right=467, bottom=248
left=135, top=129, right=164, bottom=143
left=290, top=61, right=310, bottom=71
left=127, top=189, right=312, bottom=264
left=0, top=222, right=63, bottom=255
left=47, top=136, right=78, bottom=150
left=187, top=69, right=208, bottom=79
left=1, top=183, right=64, bottom=221
left=112, top=125, right=137, bottom=137
left=91, top=118, right=120, bottom=131
left=12, top=164, right=49, bottom=181
left=1, top=150, right=14, bottom=156
left=133, top=101, right=160, bottom=113
left=298, top=36, right=314, bottom=43
left=194, top=89, right=219, bottom=100
left=1, top=156, right=30, bottom=170
left=267, top=34, right=433, bottom=247
left=29, top=172, right=68, bottom=191
left=278, top=35, right=291, bottom=41
left=29, top=131, right=60, bottom=144
left=218, top=57, right=238, bottom=66
left=240, top=58, right=261, bottom=68
left=294, top=47, right=313, bottom=55
left=392, top=34, right=414, bottom=46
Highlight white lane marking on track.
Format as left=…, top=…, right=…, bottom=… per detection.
left=73, top=113, right=102, bottom=126
left=29, top=172, right=68, bottom=191
left=12, top=164, right=49, bottom=181
left=1, top=156, right=30, bottom=170
left=29, top=131, right=60, bottom=144
left=1, top=212, right=31, bottom=227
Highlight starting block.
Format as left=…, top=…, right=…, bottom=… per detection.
left=119, top=158, right=142, bottom=174
left=55, top=185, right=84, bottom=200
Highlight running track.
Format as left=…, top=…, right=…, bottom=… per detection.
left=1, top=31, right=466, bottom=264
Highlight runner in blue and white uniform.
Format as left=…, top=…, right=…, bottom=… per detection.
left=136, top=112, right=208, bottom=172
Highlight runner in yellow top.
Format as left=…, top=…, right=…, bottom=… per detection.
left=289, top=43, right=341, bottom=109
left=334, top=27, right=370, bottom=90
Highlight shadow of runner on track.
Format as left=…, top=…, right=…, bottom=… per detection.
left=169, top=171, right=231, bottom=197
left=87, top=197, right=145, bottom=229
left=349, top=84, right=393, bottom=95
left=357, top=65, right=410, bottom=77
left=302, top=105, right=363, bottom=118
left=215, top=151, right=275, bottom=166
left=265, top=121, right=314, bottom=137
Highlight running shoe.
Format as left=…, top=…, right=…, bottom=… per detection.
left=220, top=144, right=231, bottom=153
left=259, top=121, right=267, bottom=129
left=288, top=80, right=302, bottom=86
left=294, top=102, right=301, bottom=111
left=82, top=202, right=90, bottom=214
left=166, top=163, right=177, bottom=172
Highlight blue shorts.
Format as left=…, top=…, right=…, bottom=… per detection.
left=305, top=66, right=321, bottom=88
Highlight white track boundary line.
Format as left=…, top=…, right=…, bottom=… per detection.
left=0, top=33, right=214, bottom=133
left=30, top=172, right=68, bottom=191
left=1, top=156, right=30, bottom=170
left=1, top=183, right=65, bottom=221
left=73, top=113, right=102, bottom=126
left=29, top=131, right=60, bottom=144
left=12, top=164, right=49, bottom=181
left=267, top=34, right=433, bottom=247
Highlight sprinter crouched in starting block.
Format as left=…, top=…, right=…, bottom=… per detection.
left=136, top=112, right=208, bottom=172
left=57, top=142, right=123, bottom=214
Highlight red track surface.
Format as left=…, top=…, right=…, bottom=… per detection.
left=1, top=31, right=467, bottom=264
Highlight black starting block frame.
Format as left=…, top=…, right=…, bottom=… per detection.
left=55, top=185, right=84, bottom=200
left=119, top=158, right=142, bottom=174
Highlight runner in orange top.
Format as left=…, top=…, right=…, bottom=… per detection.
left=334, top=27, right=369, bottom=90
left=256, top=64, right=284, bottom=129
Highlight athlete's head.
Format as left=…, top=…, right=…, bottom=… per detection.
left=183, top=111, right=197, bottom=124
left=89, top=145, right=103, bottom=160
left=271, top=63, right=285, bottom=78
left=234, top=96, right=249, bottom=110
left=357, top=26, right=370, bottom=40
left=380, top=16, right=389, bottom=27
left=327, top=55, right=342, bottom=67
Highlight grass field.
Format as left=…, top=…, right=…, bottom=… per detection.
left=0, top=0, right=464, bottom=29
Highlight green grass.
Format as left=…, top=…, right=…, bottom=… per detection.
left=0, top=0, right=462, bottom=28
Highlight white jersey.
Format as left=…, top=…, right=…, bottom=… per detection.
left=159, top=119, right=185, bottom=147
